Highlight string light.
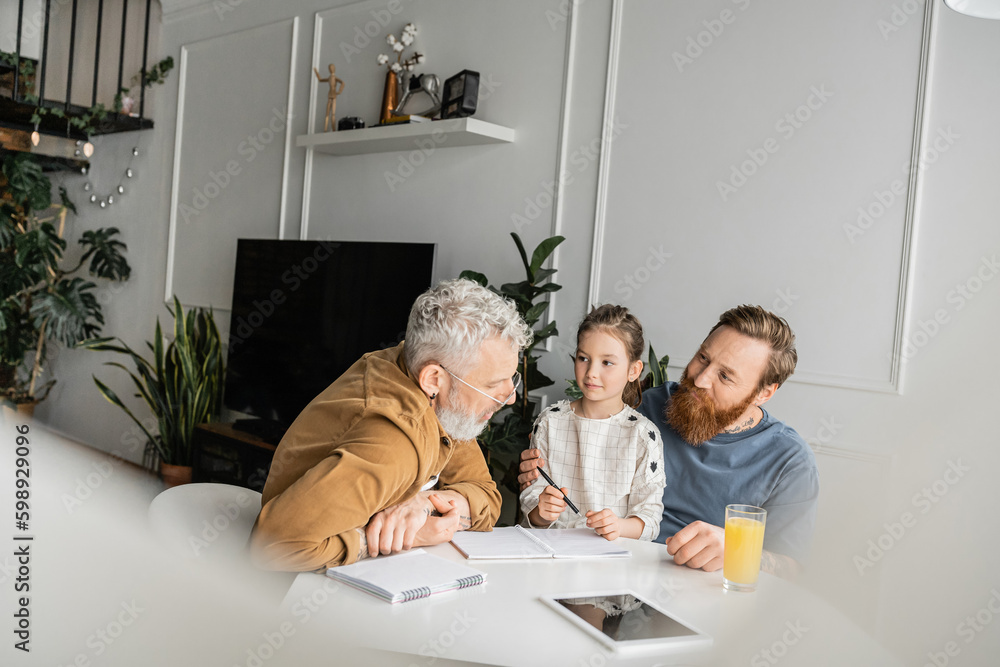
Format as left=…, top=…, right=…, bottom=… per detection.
left=77, top=145, right=141, bottom=209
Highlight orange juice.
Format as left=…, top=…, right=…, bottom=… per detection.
left=724, top=516, right=766, bottom=586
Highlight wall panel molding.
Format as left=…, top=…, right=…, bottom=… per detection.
left=589, top=0, right=936, bottom=394
left=165, top=18, right=297, bottom=309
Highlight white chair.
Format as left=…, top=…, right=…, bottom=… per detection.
left=147, top=483, right=262, bottom=562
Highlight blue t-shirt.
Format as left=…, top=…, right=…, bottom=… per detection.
left=638, top=382, right=819, bottom=563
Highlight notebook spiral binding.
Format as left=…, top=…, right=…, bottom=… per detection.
left=457, top=575, right=484, bottom=589
left=402, top=586, right=432, bottom=602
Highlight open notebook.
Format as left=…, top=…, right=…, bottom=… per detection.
left=326, top=549, right=486, bottom=603
left=450, top=526, right=631, bottom=560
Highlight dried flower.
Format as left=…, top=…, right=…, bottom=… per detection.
left=378, top=23, right=424, bottom=75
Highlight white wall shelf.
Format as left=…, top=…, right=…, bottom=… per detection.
left=295, top=117, right=515, bottom=156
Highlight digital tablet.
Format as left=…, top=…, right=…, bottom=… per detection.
left=539, top=589, right=712, bottom=655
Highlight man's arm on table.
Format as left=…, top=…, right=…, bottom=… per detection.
left=521, top=447, right=806, bottom=578
left=360, top=492, right=461, bottom=559
left=250, top=417, right=426, bottom=572
left=364, top=438, right=501, bottom=558
left=665, top=521, right=802, bottom=578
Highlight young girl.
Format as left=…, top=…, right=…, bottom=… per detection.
left=520, top=304, right=665, bottom=541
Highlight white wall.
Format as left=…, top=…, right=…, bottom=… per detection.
left=36, top=0, right=1000, bottom=661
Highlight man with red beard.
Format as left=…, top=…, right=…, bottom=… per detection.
left=520, top=305, right=818, bottom=577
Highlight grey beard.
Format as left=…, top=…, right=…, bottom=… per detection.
left=434, top=404, right=488, bottom=442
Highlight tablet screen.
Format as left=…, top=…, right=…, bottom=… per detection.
left=555, top=594, right=699, bottom=641
left=542, top=590, right=711, bottom=654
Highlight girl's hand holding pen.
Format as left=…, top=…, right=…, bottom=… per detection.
left=537, top=485, right=569, bottom=523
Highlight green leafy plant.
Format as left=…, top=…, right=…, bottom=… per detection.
left=114, top=56, right=175, bottom=114
left=0, top=51, right=36, bottom=99
left=30, top=101, right=110, bottom=134
left=12, top=55, right=172, bottom=133
left=80, top=296, right=225, bottom=468
left=460, top=232, right=565, bottom=504
left=566, top=344, right=670, bottom=401
left=0, top=152, right=130, bottom=405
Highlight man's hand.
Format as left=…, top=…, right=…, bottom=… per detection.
left=518, top=448, right=545, bottom=491
left=586, top=508, right=622, bottom=541
left=664, top=520, right=725, bottom=571
left=366, top=493, right=458, bottom=557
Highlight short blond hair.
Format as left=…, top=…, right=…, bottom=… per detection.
left=707, top=305, right=797, bottom=390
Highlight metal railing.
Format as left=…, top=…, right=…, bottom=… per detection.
left=3, top=0, right=154, bottom=133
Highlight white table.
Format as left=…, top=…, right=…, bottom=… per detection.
left=281, top=538, right=901, bottom=666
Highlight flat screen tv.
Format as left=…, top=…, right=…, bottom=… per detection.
left=224, top=239, right=436, bottom=433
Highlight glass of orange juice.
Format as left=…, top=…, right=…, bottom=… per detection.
left=723, top=504, right=766, bottom=592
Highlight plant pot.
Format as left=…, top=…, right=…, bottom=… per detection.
left=160, top=463, right=193, bottom=489
left=1, top=399, right=37, bottom=420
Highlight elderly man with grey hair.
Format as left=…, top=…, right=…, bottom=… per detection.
left=250, top=278, right=531, bottom=572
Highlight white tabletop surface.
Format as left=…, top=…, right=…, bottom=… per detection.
left=282, top=537, right=902, bottom=667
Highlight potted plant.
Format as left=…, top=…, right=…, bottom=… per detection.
left=460, top=233, right=565, bottom=521
left=0, top=152, right=131, bottom=413
left=80, top=296, right=225, bottom=487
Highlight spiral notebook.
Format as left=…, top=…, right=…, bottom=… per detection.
left=450, top=526, right=631, bottom=560
left=325, top=549, right=486, bottom=604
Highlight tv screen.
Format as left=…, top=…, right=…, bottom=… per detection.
left=224, top=239, right=436, bottom=428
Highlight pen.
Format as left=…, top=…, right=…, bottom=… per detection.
left=537, top=467, right=581, bottom=515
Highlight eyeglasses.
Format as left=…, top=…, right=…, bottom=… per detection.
left=440, top=365, right=521, bottom=407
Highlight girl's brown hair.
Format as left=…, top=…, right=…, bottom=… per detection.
left=577, top=304, right=645, bottom=407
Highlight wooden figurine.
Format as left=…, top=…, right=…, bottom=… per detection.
left=314, top=64, right=345, bottom=132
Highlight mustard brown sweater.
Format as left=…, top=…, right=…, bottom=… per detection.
left=249, top=343, right=501, bottom=571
